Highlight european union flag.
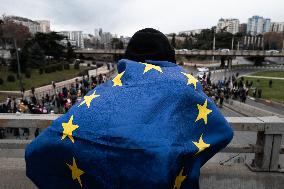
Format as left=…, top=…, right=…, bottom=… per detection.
left=25, top=59, right=233, bottom=189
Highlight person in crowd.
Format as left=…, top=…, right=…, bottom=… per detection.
left=34, top=128, right=40, bottom=138
left=269, top=80, right=272, bottom=88
left=258, top=88, right=262, bottom=98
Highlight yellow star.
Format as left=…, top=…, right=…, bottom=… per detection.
left=181, top=72, right=198, bottom=89
left=192, top=134, right=210, bottom=154
left=173, top=167, right=187, bottom=189
left=78, top=90, right=100, bottom=108
left=66, top=157, right=85, bottom=188
left=61, top=115, right=79, bottom=143
left=112, top=71, right=125, bottom=87
left=141, top=63, right=163, bottom=74
left=195, top=99, right=212, bottom=124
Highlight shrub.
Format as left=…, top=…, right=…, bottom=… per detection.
left=52, top=65, right=57, bottom=72
left=0, top=78, right=4, bottom=85
left=44, top=67, right=51, bottom=73
left=87, top=63, right=91, bottom=67
left=39, top=68, right=44, bottom=75
left=44, top=66, right=52, bottom=73
left=7, top=75, right=16, bottom=82
left=77, top=69, right=89, bottom=77
left=64, top=64, right=70, bottom=70
left=25, top=70, right=31, bottom=78
left=74, top=63, right=80, bottom=70
left=45, top=66, right=56, bottom=73
left=57, top=64, right=63, bottom=71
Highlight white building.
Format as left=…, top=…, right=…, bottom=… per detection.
left=101, top=32, right=112, bottom=48
left=93, top=28, right=113, bottom=49
left=94, top=28, right=103, bottom=39
left=58, top=31, right=84, bottom=49
left=217, top=18, right=239, bottom=34
left=270, top=22, right=284, bottom=32
left=6, top=16, right=40, bottom=34
left=178, top=29, right=202, bottom=36
left=37, top=20, right=50, bottom=33
left=247, top=16, right=271, bottom=35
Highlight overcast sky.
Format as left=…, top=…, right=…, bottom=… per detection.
left=0, top=0, right=283, bottom=37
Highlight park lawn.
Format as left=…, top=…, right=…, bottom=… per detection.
left=0, top=65, right=89, bottom=91
left=251, top=71, right=284, bottom=78
left=243, top=70, right=284, bottom=103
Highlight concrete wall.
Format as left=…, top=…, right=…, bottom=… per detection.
left=200, top=163, right=284, bottom=189
left=224, top=100, right=281, bottom=117
left=1, top=158, right=284, bottom=189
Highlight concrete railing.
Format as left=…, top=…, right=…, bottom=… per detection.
left=0, top=114, right=284, bottom=172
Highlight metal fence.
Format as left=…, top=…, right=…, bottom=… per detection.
left=0, top=114, right=283, bottom=172
left=75, top=49, right=284, bottom=57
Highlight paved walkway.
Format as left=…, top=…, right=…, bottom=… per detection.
left=242, top=75, right=284, bottom=80
left=245, top=97, right=284, bottom=117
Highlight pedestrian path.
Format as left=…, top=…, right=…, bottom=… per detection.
left=0, top=66, right=113, bottom=100
left=245, top=98, right=284, bottom=117
left=25, top=66, right=112, bottom=98
left=242, top=75, right=284, bottom=80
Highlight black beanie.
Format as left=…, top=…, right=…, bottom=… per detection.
left=124, top=28, right=176, bottom=63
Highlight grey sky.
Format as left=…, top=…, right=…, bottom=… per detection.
left=0, top=0, right=283, bottom=37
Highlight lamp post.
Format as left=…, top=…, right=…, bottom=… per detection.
left=13, top=38, right=23, bottom=96
left=212, top=29, right=216, bottom=70
left=231, top=35, right=234, bottom=50
left=237, top=41, right=240, bottom=51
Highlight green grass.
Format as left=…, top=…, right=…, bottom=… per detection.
left=0, top=65, right=89, bottom=91
left=251, top=71, right=284, bottom=78
left=243, top=71, right=284, bottom=102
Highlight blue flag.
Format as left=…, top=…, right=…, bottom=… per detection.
left=25, top=59, right=233, bottom=189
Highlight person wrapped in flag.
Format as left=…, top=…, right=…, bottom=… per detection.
left=25, top=28, right=233, bottom=189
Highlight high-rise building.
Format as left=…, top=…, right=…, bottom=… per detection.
left=247, top=15, right=271, bottom=35
left=101, top=32, right=112, bottom=49
left=37, top=20, right=50, bottom=33
left=94, top=28, right=102, bottom=39
left=217, top=18, right=239, bottom=34
left=238, top=23, right=247, bottom=34
left=263, top=18, right=271, bottom=33
left=93, top=28, right=114, bottom=49
left=6, top=16, right=40, bottom=34
left=270, top=22, right=284, bottom=32
left=58, top=31, right=84, bottom=49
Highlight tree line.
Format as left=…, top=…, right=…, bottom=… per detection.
left=0, top=18, right=75, bottom=74
left=170, top=27, right=284, bottom=51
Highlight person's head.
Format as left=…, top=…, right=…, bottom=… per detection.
left=124, top=28, right=176, bottom=63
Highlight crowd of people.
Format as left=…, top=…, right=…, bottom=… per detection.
left=0, top=74, right=109, bottom=114
left=0, top=74, right=109, bottom=139
left=200, top=72, right=263, bottom=108
left=0, top=67, right=270, bottom=139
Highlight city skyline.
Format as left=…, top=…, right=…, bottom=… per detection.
left=0, top=0, right=284, bottom=36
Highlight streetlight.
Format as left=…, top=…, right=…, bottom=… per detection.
left=231, top=35, right=234, bottom=50
left=213, top=33, right=216, bottom=59
left=13, top=38, right=23, bottom=96
left=212, top=28, right=216, bottom=71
